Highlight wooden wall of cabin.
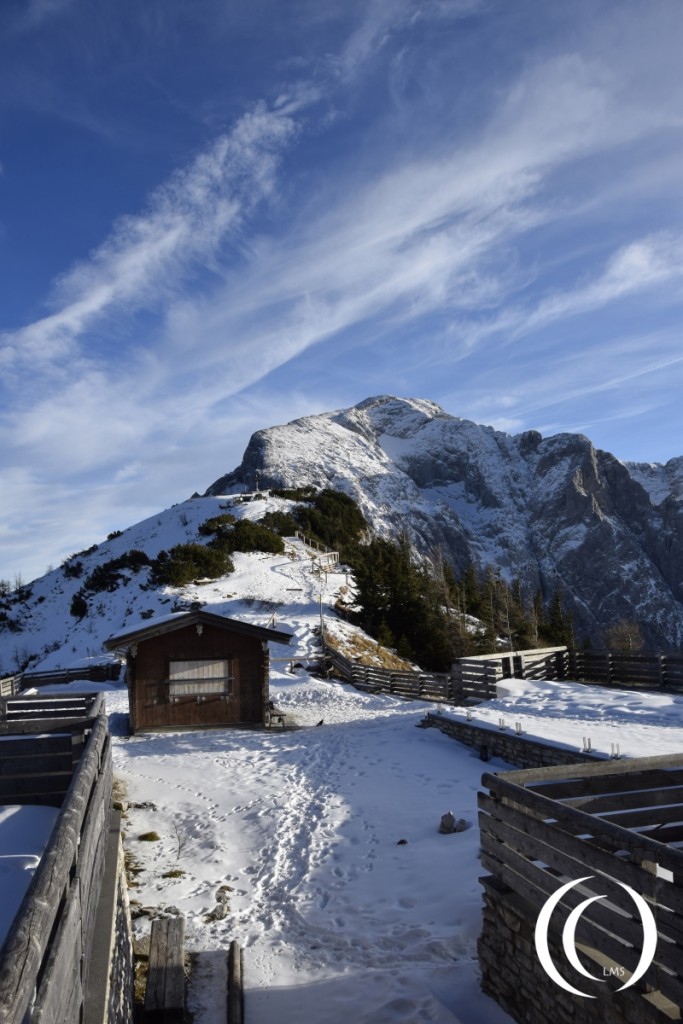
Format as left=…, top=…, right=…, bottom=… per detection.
left=128, top=623, right=268, bottom=732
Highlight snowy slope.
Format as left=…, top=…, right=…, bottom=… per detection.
left=0, top=493, right=354, bottom=677
left=627, top=455, right=683, bottom=506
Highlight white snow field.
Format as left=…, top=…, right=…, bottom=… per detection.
left=106, top=674, right=508, bottom=1024
left=100, top=669, right=683, bottom=1024
left=0, top=802, right=60, bottom=948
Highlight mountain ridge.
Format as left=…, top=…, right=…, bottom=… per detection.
left=3, top=394, right=682, bottom=676
left=205, top=395, right=683, bottom=648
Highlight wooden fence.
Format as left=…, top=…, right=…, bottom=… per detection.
left=449, top=646, right=683, bottom=691
left=21, top=662, right=121, bottom=688
left=0, top=675, right=22, bottom=697
left=0, top=694, right=105, bottom=807
left=326, top=642, right=683, bottom=707
left=324, top=643, right=568, bottom=705
left=324, top=643, right=490, bottom=703
left=293, top=531, right=339, bottom=570
left=567, top=649, right=683, bottom=690
left=1, top=663, right=119, bottom=698
left=0, top=691, right=105, bottom=734
left=478, top=754, right=683, bottom=1012
left=0, top=701, right=113, bottom=1024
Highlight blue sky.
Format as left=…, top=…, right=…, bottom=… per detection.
left=1, top=0, right=682, bottom=584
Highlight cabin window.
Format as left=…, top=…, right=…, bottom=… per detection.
left=167, top=658, right=233, bottom=696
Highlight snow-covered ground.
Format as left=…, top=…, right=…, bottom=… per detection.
left=87, top=668, right=683, bottom=1024
left=441, top=677, right=683, bottom=760
left=0, top=802, right=60, bottom=947
left=106, top=674, right=506, bottom=1024
left=11, top=491, right=683, bottom=1021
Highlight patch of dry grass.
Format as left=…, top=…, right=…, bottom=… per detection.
left=325, top=626, right=415, bottom=670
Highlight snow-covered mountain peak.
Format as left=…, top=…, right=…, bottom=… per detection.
left=338, top=395, right=451, bottom=439
left=206, top=396, right=683, bottom=649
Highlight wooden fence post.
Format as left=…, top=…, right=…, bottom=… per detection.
left=606, top=652, right=614, bottom=686
left=144, top=917, right=185, bottom=1023
left=227, top=941, right=243, bottom=1024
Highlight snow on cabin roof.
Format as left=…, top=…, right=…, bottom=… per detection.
left=104, top=609, right=293, bottom=653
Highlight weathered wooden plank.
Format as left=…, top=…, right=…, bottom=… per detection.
left=32, top=884, right=83, bottom=1024
left=0, top=733, right=72, bottom=757
left=592, top=802, right=683, bottom=830
left=481, top=771, right=683, bottom=875
left=0, top=752, right=74, bottom=778
left=634, top=821, right=683, bottom=845
left=0, top=720, right=84, bottom=737
left=563, top=783, right=683, bottom=815
left=0, top=838, right=77, bottom=1023
left=145, top=917, right=185, bottom=1022
left=493, top=752, right=683, bottom=787
left=0, top=716, right=109, bottom=1024
left=527, top=766, right=683, bottom=800
left=480, top=808, right=657, bottom=936
left=6, top=708, right=90, bottom=723
left=77, top=754, right=112, bottom=955
left=7, top=695, right=92, bottom=706
left=0, top=773, right=73, bottom=799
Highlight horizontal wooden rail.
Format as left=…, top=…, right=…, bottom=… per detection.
left=0, top=713, right=112, bottom=1024
left=0, top=692, right=105, bottom=730
left=21, top=663, right=121, bottom=687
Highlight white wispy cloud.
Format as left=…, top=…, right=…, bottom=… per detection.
left=0, top=104, right=297, bottom=375
left=158, top=41, right=681, bottom=394
left=2, top=0, right=682, bottom=582
left=523, top=234, right=683, bottom=330
left=454, top=231, right=683, bottom=351
left=450, top=327, right=683, bottom=440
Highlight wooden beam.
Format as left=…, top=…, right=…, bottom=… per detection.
left=144, top=917, right=185, bottom=1023
left=228, top=940, right=243, bottom=1024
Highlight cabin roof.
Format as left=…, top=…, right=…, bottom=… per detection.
left=104, top=609, right=293, bottom=653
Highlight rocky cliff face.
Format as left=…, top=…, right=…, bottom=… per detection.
left=206, top=395, right=683, bottom=648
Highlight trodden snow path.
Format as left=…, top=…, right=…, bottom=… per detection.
left=107, top=673, right=513, bottom=1024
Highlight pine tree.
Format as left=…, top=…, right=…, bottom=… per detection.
left=544, top=589, right=573, bottom=646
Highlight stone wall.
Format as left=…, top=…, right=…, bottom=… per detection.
left=420, top=712, right=606, bottom=769
left=479, top=877, right=676, bottom=1024
left=107, top=842, right=135, bottom=1024
left=83, top=818, right=135, bottom=1024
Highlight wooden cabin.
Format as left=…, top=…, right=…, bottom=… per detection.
left=105, top=610, right=292, bottom=733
